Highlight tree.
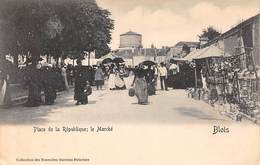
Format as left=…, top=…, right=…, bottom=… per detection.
left=48, top=0, right=114, bottom=63
left=0, top=0, right=114, bottom=67
left=0, top=0, right=53, bottom=66
left=199, top=26, right=221, bottom=41
left=95, top=44, right=110, bottom=58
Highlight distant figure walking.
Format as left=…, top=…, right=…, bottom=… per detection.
left=108, top=65, right=116, bottom=90
left=153, top=65, right=159, bottom=90
left=61, top=65, right=69, bottom=90
left=94, top=65, right=104, bottom=90
left=158, top=62, right=168, bottom=91
left=131, top=64, right=148, bottom=105
left=66, top=64, right=74, bottom=86
left=168, top=61, right=179, bottom=89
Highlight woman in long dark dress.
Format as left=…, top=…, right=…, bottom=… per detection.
left=131, top=64, right=148, bottom=105
left=25, top=63, right=42, bottom=107
left=74, top=60, right=88, bottom=105
left=42, top=65, right=57, bottom=105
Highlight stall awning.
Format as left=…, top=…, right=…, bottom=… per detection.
left=194, top=45, right=230, bottom=59
left=184, top=49, right=205, bottom=61
left=184, top=45, right=231, bottom=61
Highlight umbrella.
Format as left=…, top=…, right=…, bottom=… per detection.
left=113, top=57, right=124, bottom=63
left=142, top=60, right=156, bottom=66
left=170, top=58, right=187, bottom=63
left=102, top=58, right=113, bottom=64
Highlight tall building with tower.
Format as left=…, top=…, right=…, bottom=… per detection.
left=119, top=31, right=143, bottom=49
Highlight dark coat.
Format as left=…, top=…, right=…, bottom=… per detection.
left=74, top=66, right=88, bottom=102
left=25, top=66, right=42, bottom=107
left=42, top=67, right=57, bottom=104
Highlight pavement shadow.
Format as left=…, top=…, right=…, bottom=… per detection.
left=0, top=92, right=98, bottom=125
left=0, top=105, right=57, bottom=125
left=88, top=100, right=97, bottom=104
left=175, top=107, right=225, bottom=121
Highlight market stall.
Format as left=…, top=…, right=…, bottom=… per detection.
left=187, top=44, right=260, bottom=122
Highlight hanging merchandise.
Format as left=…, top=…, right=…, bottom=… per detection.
left=187, top=46, right=260, bottom=123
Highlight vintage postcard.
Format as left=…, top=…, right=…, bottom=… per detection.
left=0, top=0, right=260, bottom=164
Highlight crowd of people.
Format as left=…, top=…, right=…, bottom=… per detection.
left=24, top=63, right=69, bottom=107
left=71, top=60, right=174, bottom=105
left=0, top=55, right=196, bottom=108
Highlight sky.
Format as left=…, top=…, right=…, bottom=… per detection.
left=96, top=0, right=260, bottom=50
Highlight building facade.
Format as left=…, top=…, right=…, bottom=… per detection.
left=119, top=31, right=143, bottom=49
left=166, top=41, right=199, bottom=59
left=204, top=14, right=260, bottom=67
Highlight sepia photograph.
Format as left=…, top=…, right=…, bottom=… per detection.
left=0, top=0, right=260, bottom=164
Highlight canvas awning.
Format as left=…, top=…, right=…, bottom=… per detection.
left=194, top=45, right=231, bottom=59
left=184, top=49, right=205, bottom=61
left=194, top=45, right=222, bottom=59
left=184, top=45, right=231, bottom=61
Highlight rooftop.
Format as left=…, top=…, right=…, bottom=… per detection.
left=120, top=31, right=142, bottom=36
left=222, top=13, right=260, bottom=37
left=174, top=41, right=199, bottom=47
left=203, top=13, right=260, bottom=47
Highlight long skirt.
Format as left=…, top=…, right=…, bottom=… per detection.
left=115, top=75, right=126, bottom=90
left=0, top=80, right=6, bottom=106
left=0, top=80, right=11, bottom=107
left=134, top=77, right=148, bottom=104
left=44, top=86, right=57, bottom=105
left=0, top=80, right=6, bottom=105
left=63, top=75, right=69, bottom=90
left=147, top=81, right=156, bottom=95
left=74, top=85, right=88, bottom=104
left=61, top=69, right=69, bottom=90
left=108, top=74, right=116, bottom=89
